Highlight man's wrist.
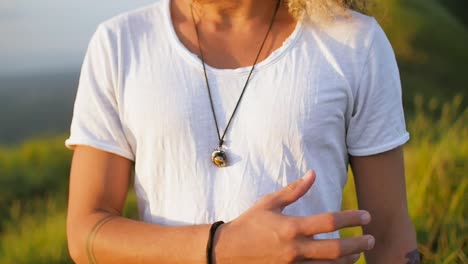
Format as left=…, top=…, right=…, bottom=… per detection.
left=207, top=221, right=225, bottom=264
left=211, top=221, right=231, bottom=264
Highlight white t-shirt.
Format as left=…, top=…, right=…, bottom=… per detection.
left=66, top=0, right=409, bottom=238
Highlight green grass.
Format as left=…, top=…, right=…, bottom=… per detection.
left=0, top=199, right=70, bottom=264
left=403, top=96, right=467, bottom=263
left=0, top=136, right=72, bottom=230
left=0, top=139, right=138, bottom=263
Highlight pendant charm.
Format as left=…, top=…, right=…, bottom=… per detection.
left=211, top=148, right=227, bottom=167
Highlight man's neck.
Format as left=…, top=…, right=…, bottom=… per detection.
left=189, top=0, right=281, bottom=29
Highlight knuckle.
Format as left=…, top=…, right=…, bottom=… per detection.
left=323, top=213, right=338, bottom=231
left=328, top=242, right=342, bottom=259
left=286, top=180, right=299, bottom=191
left=261, top=193, right=275, bottom=204
left=305, top=244, right=319, bottom=258
left=282, top=244, right=299, bottom=263
left=277, top=192, right=295, bottom=208
left=259, top=193, right=278, bottom=207
left=280, top=221, right=299, bottom=240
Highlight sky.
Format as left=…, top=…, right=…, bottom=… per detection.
left=0, top=0, right=155, bottom=76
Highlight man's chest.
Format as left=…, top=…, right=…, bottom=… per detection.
left=123, top=57, right=353, bottom=224
left=118, top=58, right=352, bottom=154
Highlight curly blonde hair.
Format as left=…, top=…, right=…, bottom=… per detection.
left=193, top=0, right=370, bottom=22
left=287, top=0, right=369, bottom=22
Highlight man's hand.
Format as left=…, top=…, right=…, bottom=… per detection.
left=214, top=170, right=375, bottom=263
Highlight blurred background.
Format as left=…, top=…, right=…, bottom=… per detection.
left=0, top=0, right=466, bottom=263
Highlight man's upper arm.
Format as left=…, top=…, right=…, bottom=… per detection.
left=350, top=146, right=409, bottom=221
left=68, top=145, right=133, bottom=218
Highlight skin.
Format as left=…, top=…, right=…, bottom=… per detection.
left=67, top=0, right=419, bottom=263
left=350, top=147, right=419, bottom=263
left=171, top=0, right=297, bottom=69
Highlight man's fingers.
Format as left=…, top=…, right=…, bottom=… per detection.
left=299, top=235, right=374, bottom=260
left=261, top=170, right=316, bottom=210
left=296, top=210, right=371, bottom=235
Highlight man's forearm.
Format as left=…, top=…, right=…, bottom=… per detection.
left=68, top=211, right=211, bottom=264
left=364, top=216, right=419, bottom=264
left=365, top=241, right=420, bottom=264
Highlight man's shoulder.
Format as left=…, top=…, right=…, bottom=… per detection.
left=98, top=0, right=165, bottom=35
left=303, top=10, right=378, bottom=51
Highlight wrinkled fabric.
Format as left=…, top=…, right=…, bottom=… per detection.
left=66, top=0, right=409, bottom=239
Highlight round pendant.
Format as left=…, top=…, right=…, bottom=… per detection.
left=211, top=148, right=227, bottom=167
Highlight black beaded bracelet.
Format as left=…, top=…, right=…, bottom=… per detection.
left=206, top=221, right=225, bottom=264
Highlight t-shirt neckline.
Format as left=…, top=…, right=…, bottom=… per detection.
left=162, top=0, right=304, bottom=74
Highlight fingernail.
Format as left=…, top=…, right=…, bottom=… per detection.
left=302, top=170, right=313, bottom=180
left=367, top=236, right=375, bottom=250
left=360, top=211, right=370, bottom=223
left=351, top=253, right=360, bottom=262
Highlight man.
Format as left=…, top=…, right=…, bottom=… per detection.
left=66, top=0, right=419, bottom=263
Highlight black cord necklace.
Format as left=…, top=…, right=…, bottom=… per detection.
left=190, top=0, right=281, bottom=168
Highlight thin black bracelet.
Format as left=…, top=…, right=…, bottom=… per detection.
left=206, top=221, right=225, bottom=264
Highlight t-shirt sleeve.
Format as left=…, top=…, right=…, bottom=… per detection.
left=65, top=25, right=135, bottom=161
left=346, top=20, right=409, bottom=156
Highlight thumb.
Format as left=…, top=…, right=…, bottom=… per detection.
left=263, top=170, right=316, bottom=212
